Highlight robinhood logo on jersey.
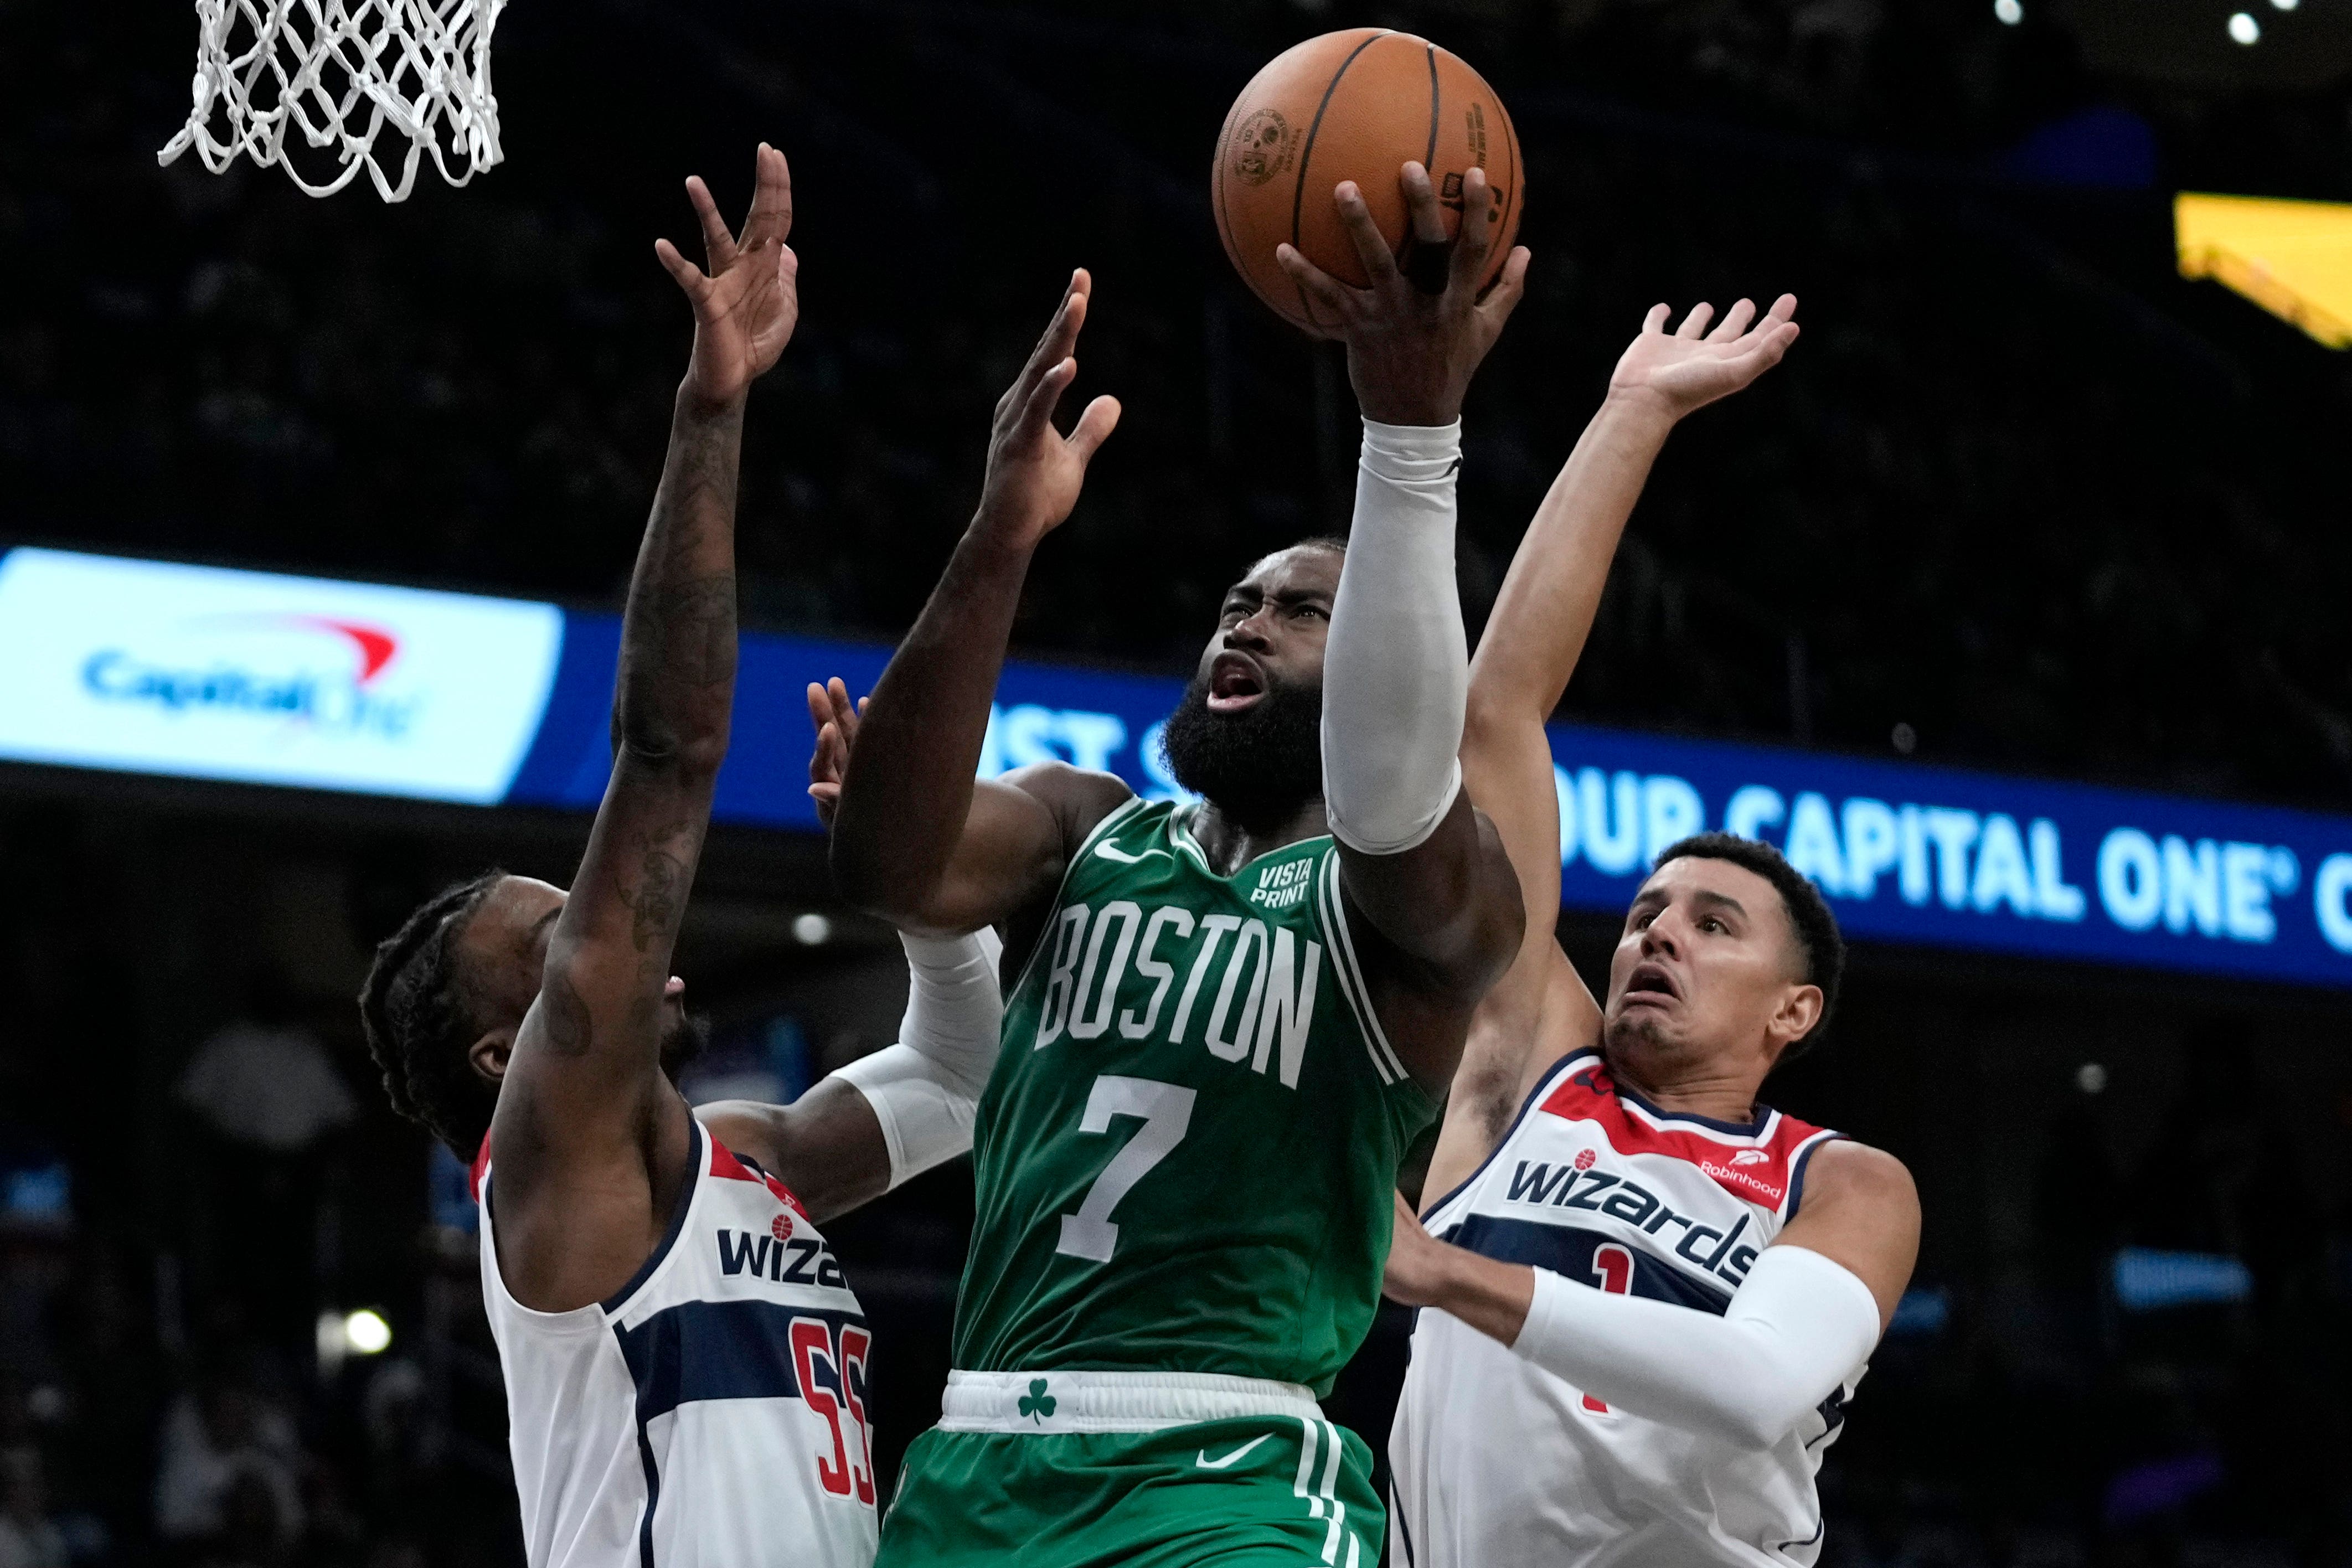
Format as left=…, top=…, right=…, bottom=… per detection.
left=81, top=615, right=422, bottom=738
left=1694, top=1152, right=1783, bottom=1205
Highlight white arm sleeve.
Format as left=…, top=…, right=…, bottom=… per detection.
left=826, top=928, right=1003, bottom=1189
left=1320, top=418, right=1468, bottom=855
left=1509, top=1244, right=1882, bottom=1448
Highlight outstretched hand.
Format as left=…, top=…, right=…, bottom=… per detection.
left=1276, top=162, right=1531, bottom=426
left=806, top=677, right=866, bottom=829
left=656, top=143, right=800, bottom=409
left=1607, top=296, right=1799, bottom=422
left=974, top=270, right=1122, bottom=551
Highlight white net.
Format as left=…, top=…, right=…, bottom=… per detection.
left=158, top=0, right=508, bottom=202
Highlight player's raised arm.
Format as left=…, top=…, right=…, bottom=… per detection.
left=1275, top=162, right=1529, bottom=1087
left=486, top=146, right=797, bottom=1311
left=1440, top=297, right=1803, bottom=1166
left=828, top=274, right=1129, bottom=937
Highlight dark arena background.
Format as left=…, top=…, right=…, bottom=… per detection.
left=4, top=0, right=2352, bottom=1564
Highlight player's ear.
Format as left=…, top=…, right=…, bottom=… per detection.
left=469, top=1027, right=517, bottom=1086
left=1763, top=983, right=1822, bottom=1064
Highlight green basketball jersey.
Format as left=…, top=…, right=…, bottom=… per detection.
left=951, top=797, right=1437, bottom=1396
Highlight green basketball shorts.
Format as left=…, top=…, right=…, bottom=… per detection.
left=873, top=1370, right=1384, bottom=1568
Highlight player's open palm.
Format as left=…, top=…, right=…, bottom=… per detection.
left=804, top=677, right=866, bottom=829
left=1608, top=295, right=1799, bottom=422
left=657, top=143, right=800, bottom=408
left=977, top=270, right=1122, bottom=550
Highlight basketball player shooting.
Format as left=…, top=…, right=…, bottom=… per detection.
left=1381, top=297, right=1922, bottom=1567
left=826, top=164, right=1528, bottom=1566
left=354, top=146, right=1009, bottom=1568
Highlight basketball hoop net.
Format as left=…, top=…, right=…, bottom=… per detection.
left=158, top=0, right=507, bottom=202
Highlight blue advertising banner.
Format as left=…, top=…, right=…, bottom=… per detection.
left=510, top=606, right=2352, bottom=990
left=1541, top=724, right=2352, bottom=989
left=503, top=617, right=1195, bottom=829
left=6, top=548, right=2351, bottom=989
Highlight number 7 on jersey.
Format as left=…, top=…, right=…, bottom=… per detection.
left=1055, top=1075, right=1196, bottom=1263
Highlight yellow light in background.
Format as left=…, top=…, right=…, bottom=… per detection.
left=2175, top=191, right=2352, bottom=349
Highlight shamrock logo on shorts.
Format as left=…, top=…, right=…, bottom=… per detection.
left=1018, top=1379, right=1056, bottom=1425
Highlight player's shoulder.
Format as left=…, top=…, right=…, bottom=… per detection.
left=997, top=761, right=1135, bottom=844
left=1793, top=1137, right=1917, bottom=1221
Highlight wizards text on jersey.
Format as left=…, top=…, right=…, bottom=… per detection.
left=1429, top=1049, right=1845, bottom=1317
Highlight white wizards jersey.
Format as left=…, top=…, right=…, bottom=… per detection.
left=473, top=1117, right=879, bottom=1568
left=1390, top=1048, right=1855, bottom=1568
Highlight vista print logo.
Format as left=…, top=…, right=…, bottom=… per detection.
left=80, top=613, right=422, bottom=739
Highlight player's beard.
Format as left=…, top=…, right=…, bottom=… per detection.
left=1602, top=999, right=1706, bottom=1074
left=1602, top=1006, right=1667, bottom=1059
left=659, top=1010, right=711, bottom=1084
left=1157, top=669, right=1323, bottom=833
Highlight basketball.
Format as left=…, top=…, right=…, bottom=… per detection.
left=1211, top=29, right=1524, bottom=333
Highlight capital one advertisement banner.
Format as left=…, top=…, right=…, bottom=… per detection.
left=506, top=610, right=2352, bottom=990
left=1540, top=725, right=2352, bottom=989
left=6, top=545, right=2352, bottom=990
left=0, top=549, right=563, bottom=803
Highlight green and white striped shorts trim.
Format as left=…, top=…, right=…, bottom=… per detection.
left=1293, top=1416, right=1366, bottom=1568
left=938, top=1368, right=1323, bottom=1434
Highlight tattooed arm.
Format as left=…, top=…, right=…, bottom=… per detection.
left=487, top=146, right=798, bottom=1314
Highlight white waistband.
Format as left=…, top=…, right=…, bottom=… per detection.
left=938, top=1369, right=1324, bottom=1434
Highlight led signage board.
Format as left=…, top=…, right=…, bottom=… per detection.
left=0, top=549, right=563, bottom=803
left=515, top=609, right=2352, bottom=989
left=499, top=620, right=1195, bottom=833
left=6, top=547, right=2351, bottom=988
left=1542, top=724, right=2352, bottom=988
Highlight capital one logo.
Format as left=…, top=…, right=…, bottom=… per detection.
left=0, top=548, right=564, bottom=803
left=80, top=612, right=423, bottom=740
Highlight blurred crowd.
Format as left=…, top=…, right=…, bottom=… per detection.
left=2, top=0, right=2350, bottom=1563
left=0, top=948, right=519, bottom=1566
left=1805, top=1069, right=2351, bottom=1568
left=0, top=1245, right=517, bottom=1568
